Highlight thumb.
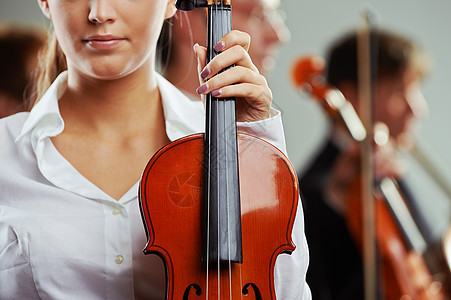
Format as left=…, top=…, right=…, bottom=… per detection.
left=193, top=43, right=207, bottom=84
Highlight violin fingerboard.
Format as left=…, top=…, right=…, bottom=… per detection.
left=203, top=4, right=243, bottom=264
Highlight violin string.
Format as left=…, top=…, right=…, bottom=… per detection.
left=205, top=4, right=213, bottom=299
left=224, top=3, right=243, bottom=298
left=226, top=2, right=244, bottom=297
left=214, top=4, right=221, bottom=299
left=221, top=1, right=234, bottom=298
left=223, top=4, right=233, bottom=298
left=217, top=2, right=235, bottom=298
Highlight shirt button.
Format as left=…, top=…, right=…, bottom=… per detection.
left=115, top=255, right=124, bottom=264
left=112, top=207, right=122, bottom=215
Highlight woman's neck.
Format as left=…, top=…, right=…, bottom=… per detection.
left=60, top=63, right=162, bottom=140
left=52, top=63, right=170, bottom=200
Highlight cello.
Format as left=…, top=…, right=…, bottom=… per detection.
left=139, top=0, right=299, bottom=298
left=291, top=55, right=446, bottom=299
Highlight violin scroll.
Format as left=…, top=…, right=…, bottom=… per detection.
left=175, top=0, right=207, bottom=11
left=175, top=0, right=231, bottom=11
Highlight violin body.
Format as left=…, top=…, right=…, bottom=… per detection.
left=138, top=1, right=299, bottom=298
left=139, top=133, right=298, bottom=299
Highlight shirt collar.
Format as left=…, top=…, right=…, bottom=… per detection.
left=157, top=73, right=204, bottom=140
left=16, top=72, right=67, bottom=148
left=17, top=71, right=204, bottom=145
left=15, top=70, right=205, bottom=203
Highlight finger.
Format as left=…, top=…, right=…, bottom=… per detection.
left=199, top=46, right=259, bottom=82
left=213, top=83, right=271, bottom=121
left=199, top=30, right=258, bottom=81
left=210, top=83, right=272, bottom=107
left=193, top=43, right=207, bottom=84
left=196, top=66, right=266, bottom=95
left=217, top=30, right=251, bottom=52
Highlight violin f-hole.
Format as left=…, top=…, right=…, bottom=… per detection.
left=242, top=283, right=263, bottom=300
left=182, top=284, right=202, bottom=299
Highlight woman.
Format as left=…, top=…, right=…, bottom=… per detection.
left=0, top=0, right=310, bottom=299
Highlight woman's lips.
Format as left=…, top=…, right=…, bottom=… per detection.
left=84, top=35, right=125, bottom=50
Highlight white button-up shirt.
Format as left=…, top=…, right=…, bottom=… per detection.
left=0, top=71, right=310, bottom=299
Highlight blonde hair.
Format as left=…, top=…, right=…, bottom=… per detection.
left=30, top=29, right=67, bottom=108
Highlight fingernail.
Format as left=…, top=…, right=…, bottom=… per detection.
left=196, top=83, right=209, bottom=94
left=214, top=41, right=225, bottom=52
left=193, top=43, right=199, bottom=54
left=200, top=66, right=211, bottom=80
left=211, top=89, right=222, bottom=97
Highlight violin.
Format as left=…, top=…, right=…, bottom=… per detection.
left=291, top=55, right=446, bottom=299
left=138, top=1, right=299, bottom=298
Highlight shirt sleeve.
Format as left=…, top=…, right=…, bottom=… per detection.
left=237, top=107, right=312, bottom=299
left=274, top=202, right=312, bottom=300
left=236, top=108, right=287, bottom=155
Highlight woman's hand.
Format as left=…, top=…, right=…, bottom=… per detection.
left=193, top=30, right=272, bottom=122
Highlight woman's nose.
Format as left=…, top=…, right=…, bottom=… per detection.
left=88, top=0, right=117, bottom=24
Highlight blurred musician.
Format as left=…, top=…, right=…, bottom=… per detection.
left=297, top=29, right=449, bottom=299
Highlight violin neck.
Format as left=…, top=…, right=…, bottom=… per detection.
left=203, top=3, right=243, bottom=264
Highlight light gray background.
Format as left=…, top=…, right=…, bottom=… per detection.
left=273, top=1, right=451, bottom=174
left=1, top=1, right=450, bottom=228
